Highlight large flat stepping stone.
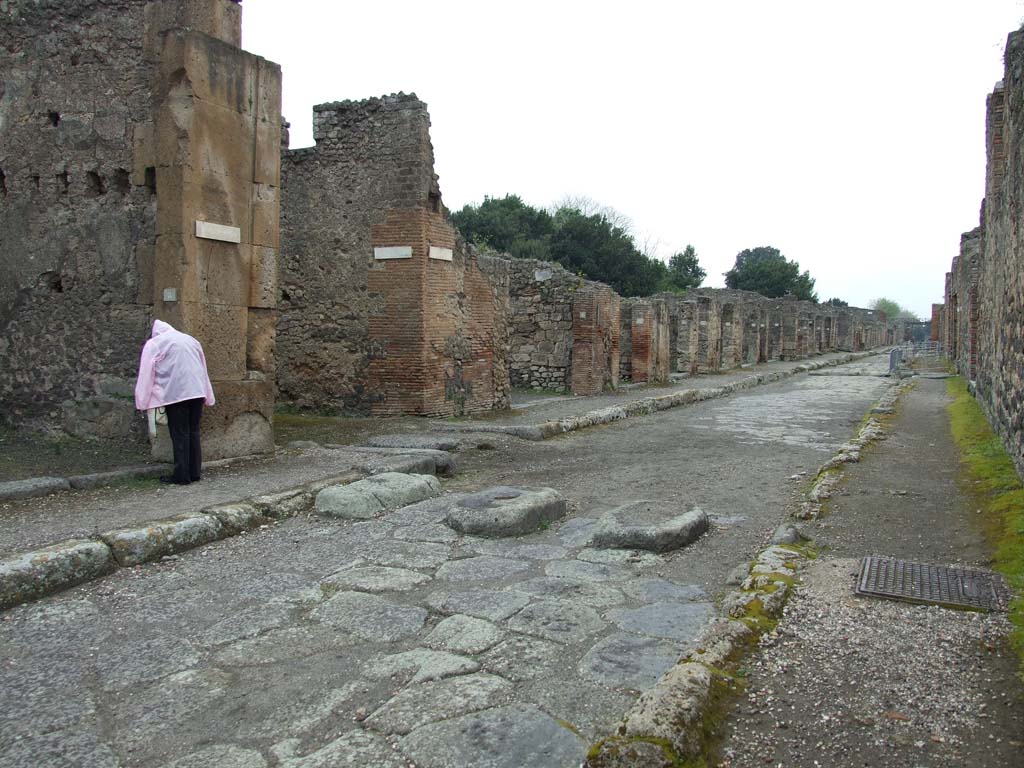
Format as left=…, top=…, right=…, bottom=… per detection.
left=272, top=730, right=405, bottom=768
left=365, top=673, right=511, bottom=735
left=398, top=703, right=586, bottom=768
left=313, top=592, right=427, bottom=642
left=322, top=565, right=430, bottom=594
left=427, top=589, right=530, bottom=622
left=444, top=487, right=566, bottom=537
left=424, top=615, right=504, bottom=654
left=315, top=473, right=441, bottom=520
left=435, top=556, right=530, bottom=583
left=579, top=632, right=687, bottom=689
left=587, top=501, right=709, bottom=553
left=510, top=577, right=626, bottom=609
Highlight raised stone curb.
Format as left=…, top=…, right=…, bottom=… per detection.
left=0, top=476, right=71, bottom=502
left=101, top=514, right=225, bottom=567
left=588, top=503, right=708, bottom=553
left=0, top=539, right=115, bottom=610
left=67, top=464, right=170, bottom=490
left=438, top=351, right=883, bottom=442
left=443, top=486, right=566, bottom=537
left=315, top=472, right=442, bottom=520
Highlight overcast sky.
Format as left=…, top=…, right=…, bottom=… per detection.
left=243, top=1, right=1024, bottom=318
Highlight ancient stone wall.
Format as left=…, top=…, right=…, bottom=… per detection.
left=0, top=0, right=280, bottom=459
left=947, top=228, right=983, bottom=380
left=570, top=283, right=620, bottom=395
left=624, top=298, right=670, bottom=384
left=506, top=259, right=579, bottom=391
left=280, top=94, right=508, bottom=416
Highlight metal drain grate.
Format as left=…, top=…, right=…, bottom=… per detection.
left=855, top=555, right=1012, bottom=612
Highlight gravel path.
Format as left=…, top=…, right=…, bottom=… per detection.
left=719, top=378, right=1024, bottom=768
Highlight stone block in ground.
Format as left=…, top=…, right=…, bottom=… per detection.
left=398, top=703, right=586, bottom=768
left=365, top=672, right=511, bottom=736
left=588, top=502, right=708, bottom=553
left=312, top=591, right=427, bottom=642
left=424, top=614, right=505, bottom=654
left=322, top=565, right=430, bottom=594
left=511, top=576, right=626, bottom=609
left=507, top=598, right=606, bottom=644
left=101, top=514, right=224, bottom=567
left=0, top=539, right=115, bottom=610
left=435, top=555, right=531, bottom=583
left=364, top=434, right=461, bottom=452
left=606, top=601, right=716, bottom=641
left=443, top=486, right=566, bottom=537
left=579, top=632, right=688, bottom=689
left=271, top=730, right=406, bottom=768
left=427, top=588, right=530, bottom=622
left=478, top=634, right=565, bottom=682
left=0, top=476, right=70, bottom=502
left=366, top=649, right=480, bottom=685
left=314, top=472, right=441, bottom=520
left=162, top=744, right=267, bottom=768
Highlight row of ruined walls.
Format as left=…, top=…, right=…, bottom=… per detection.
left=0, top=0, right=281, bottom=459
left=936, top=28, right=1024, bottom=477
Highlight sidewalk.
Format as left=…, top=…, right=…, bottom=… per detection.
left=717, top=377, right=1024, bottom=767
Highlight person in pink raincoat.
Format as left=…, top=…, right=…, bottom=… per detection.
left=134, top=320, right=215, bottom=485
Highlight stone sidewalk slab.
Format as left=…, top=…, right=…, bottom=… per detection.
left=444, top=487, right=566, bottom=537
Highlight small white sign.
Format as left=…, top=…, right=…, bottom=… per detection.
left=374, top=246, right=413, bottom=260
left=195, top=220, right=241, bottom=243
left=535, top=268, right=553, bottom=281
left=579, top=311, right=587, bottom=319
left=635, top=317, right=645, bottom=325
left=429, top=246, right=453, bottom=262
left=162, top=287, right=178, bottom=302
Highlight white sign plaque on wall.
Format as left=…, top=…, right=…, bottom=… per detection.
left=429, top=246, right=453, bottom=262
left=374, top=246, right=413, bottom=260
left=195, top=220, right=241, bottom=243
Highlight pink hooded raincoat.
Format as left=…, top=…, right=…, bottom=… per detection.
left=134, top=320, right=216, bottom=411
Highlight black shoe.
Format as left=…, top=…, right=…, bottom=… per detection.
left=159, top=476, right=189, bottom=485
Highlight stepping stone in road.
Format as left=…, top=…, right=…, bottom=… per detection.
left=444, top=487, right=566, bottom=537
left=587, top=501, right=709, bottom=553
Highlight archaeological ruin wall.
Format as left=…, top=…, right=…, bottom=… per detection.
left=279, top=95, right=509, bottom=417
left=0, top=0, right=281, bottom=459
left=941, top=37, right=1024, bottom=476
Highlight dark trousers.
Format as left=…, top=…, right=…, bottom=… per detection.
left=165, top=398, right=204, bottom=484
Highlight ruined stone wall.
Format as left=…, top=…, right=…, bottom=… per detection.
left=949, top=228, right=984, bottom=380
left=506, top=259, right=579, bottom=391
left=0, top=0, right=156, bottom=438
left=0, top=0, right=279, bottom=459
left=626, top=298, right=669, bottom=384
left=570, top=283, right=620, bottom=395
left=280, top=94, right=508, bottom=416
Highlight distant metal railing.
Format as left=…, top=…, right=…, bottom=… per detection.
left=889, top=341, right=950, bottom=378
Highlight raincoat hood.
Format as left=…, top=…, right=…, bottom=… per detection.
left=151, top=319, right=174, bottom=337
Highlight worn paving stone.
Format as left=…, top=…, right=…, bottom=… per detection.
left=519, top=673, right=637, bottom=740
left=383, top=495, right=464, bottom=526
left=478, top=634, right=566, bottom=682
left=435, top=555, right=531, bottom=582
left=272, top=730, right=406, bottom=768
left=161, top=744, right=267, bottom=768
left=95, top=634, right=201, bottom=692
left=510, top=576, right=626, bottom=609
left=228, top=571, right=321, bottom=603
left=507, top=598, right=606, bottom=644
left=364, top=434, right=461, bottom=452
left=579, top=632, right=687, bottom=689
left=466, top=539, right=569, bottom=561
left=424, top=614, right=505, bottom=654
left=576, top=547, right=663, bottom=567
left=315, top=472, right=441, bottom=520
left=196, top=603, right=295, bottom=647
left=426, top=588, right=531, bottom=622
left=365, top=672, right=512, bottom=736
left=606, top=600, right=716, bottom=641
left=392, top=523, right=458, bottom=544
left=0, top=724, right=120, bottom=768
left=365, top=649, right=480, bottom=684
left=620, top=577, right=710, bottom=604
left=101, top=514, right=223, bottom=567
left=398, top=703, right=586, bottom=768
left=0, top=662, right=97, bottom=738
left=444, top=487, right=566, bottom=537
left=313, top=591, right=427, bottom=642
left=214, top=626, right=360, bottom=667
left=356, top=539, right=452, bottom=570
left=544, top=559, right=631, bottom=583
left=322, top=565, right=430, bottom=593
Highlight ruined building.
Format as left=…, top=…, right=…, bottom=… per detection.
left=278, top=95, right=510, bottom=417
left=0, top=0, right=281, bottom=459
left=935, top=30, right=1024, bottom=476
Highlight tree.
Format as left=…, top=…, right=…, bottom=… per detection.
left=868, top=297, right=901, bottom=322
left=724, top=246, right=818, bottom=301
left=661, top=245, right=706, bottom=292
left=450, top=195, right=553, bottom=260
left=823, top=297, right=848, bottom=306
